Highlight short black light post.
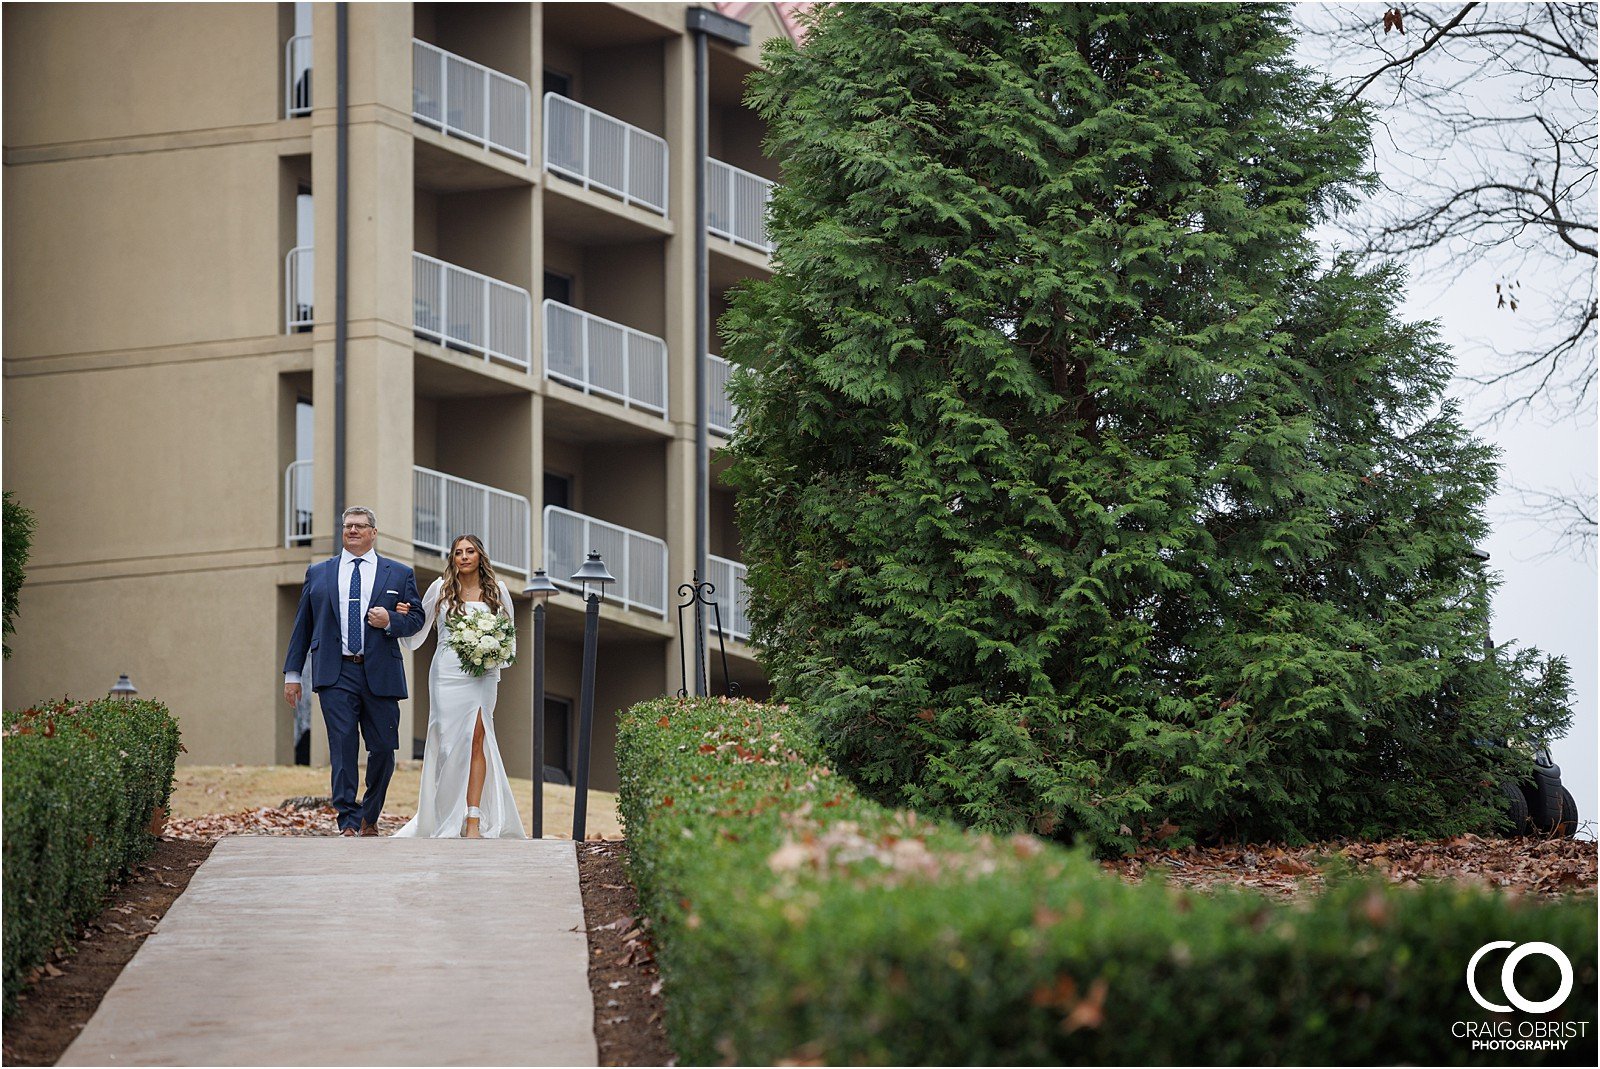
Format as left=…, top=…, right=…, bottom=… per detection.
left=570, top=551, right=615, bottom=841
left=1466, top=547, right=1492, bottom=651
left=108, top=673, right=138, bottom=700
left=523, top=568, right=559, bottom=839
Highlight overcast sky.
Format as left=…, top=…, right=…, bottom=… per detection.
left=1291, top=4, right=1597, bottom=834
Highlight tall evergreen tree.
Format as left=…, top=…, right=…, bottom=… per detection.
left=724, top=2, right=1570, bottom=852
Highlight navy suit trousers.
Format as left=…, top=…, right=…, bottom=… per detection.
left=319, top=659, right=400, bottom=832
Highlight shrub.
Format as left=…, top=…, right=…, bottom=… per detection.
left=2, top=490, right=36, bottom=660
left=620, top=697, right=1596, bottom=1065
left=723, top=2, right=1571, bottom=853
left=2, top=698, right=182, bottom=1007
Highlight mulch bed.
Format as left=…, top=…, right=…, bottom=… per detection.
left=2, top=837, right=215, bottom=1067
left=3, top=803, right=1590, bottom=1067
left=1100, top=832, right=1597, bottom=899
left=577, top=841, right=677, bottom=1067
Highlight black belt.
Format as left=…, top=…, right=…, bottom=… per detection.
left=341, top=654, right=365, bottom=664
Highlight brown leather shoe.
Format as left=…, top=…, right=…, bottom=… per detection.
left=359, top=820, right=378, bottom=837
left=341, top=827, right=357, bottom=837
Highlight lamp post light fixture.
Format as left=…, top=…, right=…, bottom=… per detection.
left=109, top=673, right=138, bottom=700
left=523, top=568, right=559, bottom=839
left=1466, top=547, right=1492, bottom=652
left=570, top=551, right=615, bottom=842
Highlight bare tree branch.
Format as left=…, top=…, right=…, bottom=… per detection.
left=1508, top=480, right=1598, bottom=563
left=1303, top=2, right=1598, bottom=422
left=1342, top=3, right=1482, bottom=106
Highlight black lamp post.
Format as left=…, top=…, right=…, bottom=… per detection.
left=523, top=568, right=559, bottom=839
left=570, top=551, right=615, bottom=841
left=109, top=673, right=138, bottom=700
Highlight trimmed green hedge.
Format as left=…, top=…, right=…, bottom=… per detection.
left=3, top=698, right=182, bottom=1006
left=619, top=697, right=1597, bottom=1065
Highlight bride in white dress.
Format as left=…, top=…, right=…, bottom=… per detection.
left=392, top=534, right=527, bottom=839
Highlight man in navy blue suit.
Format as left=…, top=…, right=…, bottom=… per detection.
left=283, top=506, right=427, bottom=836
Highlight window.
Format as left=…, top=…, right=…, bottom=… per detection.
left=543, top=70, right=572, bottom=100
left=289, top=186, right=313, bottom=331
left=288, top=398, right=314, bottom=545
left=288, top=2, right=312, bottom=116
left=542, top=697, right=573, bottom=783
left=543, top=270, right=572, bottom=306
left=544, top=472, right=572, bottom=512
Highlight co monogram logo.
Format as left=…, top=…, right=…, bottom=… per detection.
left=1467, top=942, right=1574, bottom=1014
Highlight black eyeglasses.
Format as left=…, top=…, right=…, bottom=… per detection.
left=342, top=523, right=374, bottom=531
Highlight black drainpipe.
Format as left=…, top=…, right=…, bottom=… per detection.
left=333, top=2, right=349, bottom=549
left=685, top=6, right=750, bottom=694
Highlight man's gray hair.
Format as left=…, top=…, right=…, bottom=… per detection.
left=342, top=506, right=377, bottom=529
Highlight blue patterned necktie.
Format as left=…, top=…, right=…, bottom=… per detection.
left=347, top=558, right=363, bottom=655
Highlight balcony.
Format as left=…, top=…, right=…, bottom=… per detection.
left=285, top=246, right=313, bottom=332
left=413, top=252, right=532, bottom=369
left=706, top=554, right=751, bottom=643
left=412, top=39, right=531, bottom=162
left=285, top=35, right=311, bottom=118
left=414, top=466, right=531, bottom=575
left=706, top=353, right=738, bottom=438
left=544, top=505, right=667, bottom=617
left=707, top=158, right=774, bottom=255
left=284, top=460, right=313, bottom=546
left=543, top=300, right=667, bottom=417
left=543, top=93, right=667, bottom=216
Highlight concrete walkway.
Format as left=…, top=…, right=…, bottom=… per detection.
left=61, top=837, right=598, bottom=1067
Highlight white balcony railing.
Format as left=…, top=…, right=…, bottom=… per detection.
left=707, top=353, right=738, bottom=437
left=414, top=466, right=531, bottom=575
left=285, top=246, right=313, bottom=332
left=284, top=459, right=314, bottom=546
left=706, top=554, right=751, bottom=643
left=707, top=158, right=774, bottom=254
left=413, top=252, right=532, bottom=369
left=412, top=39, right=531, bottom=162
left=543, top=93, right=668, bottom=216
left=285, top=35, right=312, bottom=118
left=544, top=505, right=668, bottom=617
left=543, top=300, right=667, bottom=416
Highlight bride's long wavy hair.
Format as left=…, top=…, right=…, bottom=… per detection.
left=441, top=534, right=504, bottom=619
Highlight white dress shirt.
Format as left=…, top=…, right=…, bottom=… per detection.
left=337, top=548, right=378, bottom=656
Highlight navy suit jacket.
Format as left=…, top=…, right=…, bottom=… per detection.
left=283, top=555, right=426, bottom=698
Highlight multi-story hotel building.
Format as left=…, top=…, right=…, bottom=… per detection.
left=2, top=2, right=797, bottom=791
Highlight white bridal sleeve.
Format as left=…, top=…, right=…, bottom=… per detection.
left=500, top=581, right=517, bottom=662
left=401, top=578, right=443, bottom=651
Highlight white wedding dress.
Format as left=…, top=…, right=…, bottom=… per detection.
left=393, top=578, right=527, bottom=839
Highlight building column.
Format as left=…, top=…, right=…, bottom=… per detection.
left=663, top=21, right=701, bottom=697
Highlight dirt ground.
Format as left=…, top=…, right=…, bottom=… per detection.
left=169, top=763, right=621, bottom=837
left=3, top=838, right=215, bottom=1067
left=577, top=841, right=677, bottom=1067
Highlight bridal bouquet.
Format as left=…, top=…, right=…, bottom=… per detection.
left=445, top=607, right=516, bottom=677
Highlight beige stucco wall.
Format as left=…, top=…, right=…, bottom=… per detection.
left=2, top=146, right=289, bottom=357
left=3, top=1, right=775, bottom=784
left=2, top=3, right=281, bottom=147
